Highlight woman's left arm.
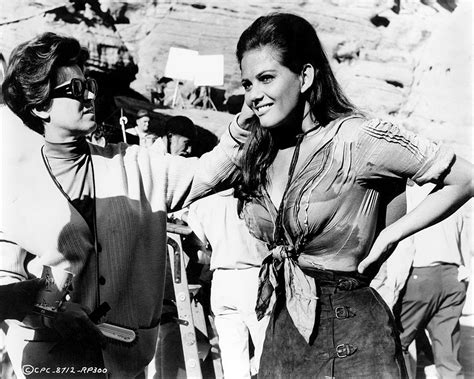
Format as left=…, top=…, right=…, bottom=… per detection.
left=358, top=155, right=474, bottom=273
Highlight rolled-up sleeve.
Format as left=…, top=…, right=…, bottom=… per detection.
left=163, top=118, right=249, bottom=212
left=357, top=119, right=454, bottom=185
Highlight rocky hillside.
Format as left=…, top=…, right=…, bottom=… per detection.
left=1, top=0, right=471, bottom=160
left=399, top=0, right=472, bottom=160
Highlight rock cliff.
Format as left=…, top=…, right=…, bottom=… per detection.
left=1, top=0, right=471, bottom=159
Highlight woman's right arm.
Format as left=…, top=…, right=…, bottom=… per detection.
left=162, top=104, right=256, bottom=212
left=359, top=159, right=472, bottom=273
left=356, top=119, right=473, bottom=272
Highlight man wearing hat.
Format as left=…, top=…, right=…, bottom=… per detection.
left=126, top=109, right=157, bottom=147
left=164, top=115, right=197, bottom=157
left=148, top=115, right=198, bottom=156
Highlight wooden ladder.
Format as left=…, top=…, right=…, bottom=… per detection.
left=166, top=223, right=223, bottom=379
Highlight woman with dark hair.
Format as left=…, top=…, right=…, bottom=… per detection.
left=234, top=13, right=473, bottom=378
left=0, top=32, right=249, bottom=377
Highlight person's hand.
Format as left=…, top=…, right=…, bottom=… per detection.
left=236, top=101, right=257, bottom=130
left=0, top=279, right=46, bottom=321
left=45, top=302, right=107, bottom=348
left=196, top=249, right=212, bottom=265
left=357, top=230, right=398, bottom=274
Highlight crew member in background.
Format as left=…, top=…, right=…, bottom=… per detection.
left=126, top=108, right=158, bottom=147
left=187, top=190, right=271, bottom=378
left=152, top=115, right=197, bottom=157
left=393, top=182, right=471, bottom=379
left=150, top=116, right=200, bottom=379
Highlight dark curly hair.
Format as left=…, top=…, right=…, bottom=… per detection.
left=235, top=13, right=356, bottom=200
left=2, top=32, right=89, bottom=134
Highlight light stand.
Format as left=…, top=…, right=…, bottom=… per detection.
left=171, top=81, right=187, bottom=109
left=201, top=86, right=217, bottom=111
left=164, top=47, right=198, bottom=109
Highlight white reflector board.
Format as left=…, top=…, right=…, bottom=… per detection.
left=164, top=47, right=199, bottom=82
left=194, top=54, right=224, bottom=86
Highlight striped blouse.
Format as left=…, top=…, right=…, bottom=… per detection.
left=241, top=114, right=454, bottom=341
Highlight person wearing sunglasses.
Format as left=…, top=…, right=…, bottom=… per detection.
left=0, top=32, right=251, bottom=378
left=51, top=77, right=98, bottom=101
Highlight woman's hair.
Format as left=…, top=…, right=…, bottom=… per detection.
left=235, top=13, right=356, bottom=200
left=2, top=32, right=88, bottom=134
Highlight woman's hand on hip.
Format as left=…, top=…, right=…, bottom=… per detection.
left=358, top=229, right=398, bottom=274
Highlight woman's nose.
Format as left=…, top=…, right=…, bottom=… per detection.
left=247, top=84, right=263, bottom=104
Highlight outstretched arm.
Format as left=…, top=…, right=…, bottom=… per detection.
left=164, top=104, right=255, bottom=212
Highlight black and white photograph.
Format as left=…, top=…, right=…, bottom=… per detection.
left=0, top=0, right=472, bottom=378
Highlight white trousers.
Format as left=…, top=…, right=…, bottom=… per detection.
left=211, top=267, right=270, bottom=379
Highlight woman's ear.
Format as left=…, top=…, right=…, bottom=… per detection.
left=31, top=105, right=51, bottom=122
left=300, top=63, right=315, bottom=94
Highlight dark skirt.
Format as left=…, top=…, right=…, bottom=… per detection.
left=258, top=270, right=407, bottom=379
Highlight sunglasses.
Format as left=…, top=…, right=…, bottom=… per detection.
left=51, top=78, right=98, bottom=101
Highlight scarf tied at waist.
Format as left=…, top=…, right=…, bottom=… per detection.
left=255, top=244, right=370, bottom=343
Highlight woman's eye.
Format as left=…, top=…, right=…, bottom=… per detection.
left=241, top=82, right=252, bottom=91
left=261, top=75, right=273, bottom=83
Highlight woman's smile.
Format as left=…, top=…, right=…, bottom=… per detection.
left=241, top=46, right=302, bottom=129
left=254, top=102, right=273, bottom=116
